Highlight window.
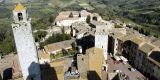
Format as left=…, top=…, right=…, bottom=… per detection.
left=93, top=16, right=97, bottom=21
left=18, top=13, right=23, bottom=21
left=103, top=29, right=105, bottom=32
left=82, top=58, right=84, bottom=61
left=31, top=77, right=34, bottom=80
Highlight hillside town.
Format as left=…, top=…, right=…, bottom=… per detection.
left=0, top=3, right=160, bottom=80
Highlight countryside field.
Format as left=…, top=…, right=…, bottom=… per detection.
left=0, top=0, right=92, bottom=55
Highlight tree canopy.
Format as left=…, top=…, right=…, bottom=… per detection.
left=34, top=31, right=47, bottom=42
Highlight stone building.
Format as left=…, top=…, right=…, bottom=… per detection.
left=77, top=47, right=106, bottom=80
left=94, top=21, right=113, bottom=60
left=86, top=47, right=106, bottom=80
left=44, top=40, right=74, bottom=55
left=11, top=3, right=41, bottom=80
left=108, top=27, right=160, bottom=80
left=54, top=10, right=91, bottom=27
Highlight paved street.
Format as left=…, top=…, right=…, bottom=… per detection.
left=108, top=56, right=146, bottom=80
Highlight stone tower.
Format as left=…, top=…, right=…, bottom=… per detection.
left=12, top=3, right=41, bottom=80
left=95, top=23, right=109, bottom=60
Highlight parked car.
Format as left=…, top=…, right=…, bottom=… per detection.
left=128, top=68, right=136, bottom=71
left=114, top=70, right=121, bottom=73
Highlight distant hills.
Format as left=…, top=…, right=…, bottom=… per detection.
left=1, top=0, right=42, bottom=4
left=98, top=0, right=160, bottom=37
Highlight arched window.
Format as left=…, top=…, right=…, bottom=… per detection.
left=93, top=16, right=97, bottom=21
left=18, top=13, right=23, bottom=21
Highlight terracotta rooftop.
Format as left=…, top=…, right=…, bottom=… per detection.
left=139, top=43, right=155, bottom=55
left=86, top=47, right=105, bottom=79
left=152, top=40, right=160, bottom=48
left=38, top=50, right=50, bottom=59
left=131, top=37, right=143, bottom=45
left=90, top=21, right=106, bottom=26
left=14, top=3, right=25, bottom=11
left=109, top=32, right=125, bottom=39
left=44, top=40, right=74, bottom=53
left=118, top=34, right=134, bottom=42
left=55, top=10, right=90, bottom=21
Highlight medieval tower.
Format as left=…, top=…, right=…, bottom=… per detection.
left=95, top=23, right=109, bottom=60
left=12, top=3, right=41, bottom=80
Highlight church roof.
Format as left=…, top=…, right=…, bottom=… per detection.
left=14, top=3, right=25, bottom=11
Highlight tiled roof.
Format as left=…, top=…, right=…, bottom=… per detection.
left=86, top=47, right=105, bottom=79
left=139, top=43, right=155, bottom=55
left=131, top=37, right=143, bottom=45
left=152, top=40, right=160, bottom=48
left=44, top=40, right=74, bottom=53
left=14, top=3, right=25, bottom=11
left=109, top=32, right=124, bottom=39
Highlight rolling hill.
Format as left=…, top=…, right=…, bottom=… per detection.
left=93, top=0, right=160, bottom=37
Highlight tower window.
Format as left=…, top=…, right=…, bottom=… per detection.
left=93, top=16, right=97, bottom=21
left=18, top=13, right=23, bottom=21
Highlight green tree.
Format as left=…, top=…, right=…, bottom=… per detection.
left=49, top=16, right=54, bottom=23
left=62, top=27, right=65, bottom=34
left=69, top=12, right=73, bottom=18
left=144, top=30, right=150, bottom=36
left=133, top=26, right=138, bottom=31
left=139, top=28, right=144, bottom=34
left=50, top=54, right=55, bottom=59
left=86, top=15, right=91, bottom=24
left=34, top=31, right=47, bottom=42
left=154, top=34, right=158, bottom=38
left=0, top=26, right=15, bottom=55
left=46, top=33, right=71, bottom=44
left=71, top=42, right=76, bottom=50
left=0, top=27, right=7, bottom=41
left=39, top=42, right=46, bottom=49
left=64, top=34, right=71, bottom=40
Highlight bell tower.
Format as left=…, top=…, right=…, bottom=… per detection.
left=13, top=3, right=28, bottom=23
left=12, top=3, right=41, bottom=80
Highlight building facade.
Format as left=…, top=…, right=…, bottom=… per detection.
left=12, top=4, right=41, bottom=80
left=54, top=10, right=90, bottom=27
left=110, top=28, right=160, bottom=80
left=95, top=23, right=109, bottom=60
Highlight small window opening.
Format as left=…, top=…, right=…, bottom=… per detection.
left=18, top=13, right=23, bottom=21
left=93, top=16, right=97, bottom=21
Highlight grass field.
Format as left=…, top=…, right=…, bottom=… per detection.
left=79, top=3, right=94, bottom=10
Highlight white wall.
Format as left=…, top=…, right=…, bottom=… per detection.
left=13, top=9, right=28, bottom=23
left=95, top=33, right=108, bottom=60
left=12, top=20, right=41, bottom=80
left=56, top=17, right=87, bottom=27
